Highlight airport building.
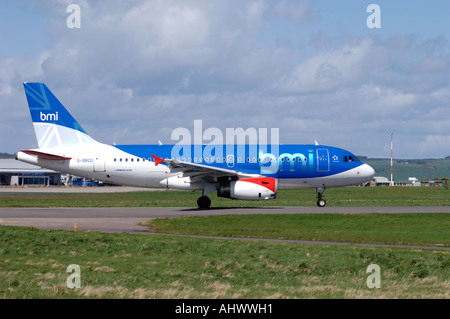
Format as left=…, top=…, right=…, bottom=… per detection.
left=0, top=159, right=62, bottom=186
left=371, top=176, right=448, bottom=187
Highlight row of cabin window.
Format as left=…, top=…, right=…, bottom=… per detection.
left=114, top=158, right=151, bottom=162
left=113, top=157, right=309, bottom=163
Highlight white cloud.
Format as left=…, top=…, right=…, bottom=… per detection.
left=246, top=0, right=269, bottom=27
left=272, top=0, right=310, bottom=23
left=274, top=38, right=388, bottom=94
left=121, top=1, right=210, bottom=50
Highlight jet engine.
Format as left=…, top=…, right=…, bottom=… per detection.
left=218, top=177, right=278, bottom=200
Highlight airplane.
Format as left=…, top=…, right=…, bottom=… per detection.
left=15, top=82, right=375, bottom=208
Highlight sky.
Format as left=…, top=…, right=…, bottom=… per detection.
left=0, top=0, right=449, bottom=158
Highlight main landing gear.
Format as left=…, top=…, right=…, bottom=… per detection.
left=197, top=184, right=215, bottom=209
left=197, top=196, right=211, bottom=209
left=316, top=187, right=326, bottom=207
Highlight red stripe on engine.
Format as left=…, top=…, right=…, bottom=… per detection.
left=240, top=177, right=277, bottom=193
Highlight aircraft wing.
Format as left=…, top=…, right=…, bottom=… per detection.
left=151, top=155, right=260, bottom=181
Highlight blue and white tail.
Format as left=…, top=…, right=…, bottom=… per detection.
left=23, top=82, right=98, bottom=149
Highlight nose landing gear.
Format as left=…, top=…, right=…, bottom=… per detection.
left=316, top=187, right=326, bottom=207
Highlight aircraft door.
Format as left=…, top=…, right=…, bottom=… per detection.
left=316, top=149, right=330, bottom=172
left=93, top=158, right=106, bottom=172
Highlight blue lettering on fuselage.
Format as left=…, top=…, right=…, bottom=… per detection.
left=258, top=150, right=314, bottom=174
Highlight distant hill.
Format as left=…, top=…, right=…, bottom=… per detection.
left=0, top=153, right=14, bottom=159
left=365, top=158, right=450, bottom=180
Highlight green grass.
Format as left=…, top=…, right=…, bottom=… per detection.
left=0, top=186, right=449, bottom=207
left=146, top=213, right=450, bottom=247
left=0, top=226, right=449, bottom=299
left=1, top=187, right=449, bottom=298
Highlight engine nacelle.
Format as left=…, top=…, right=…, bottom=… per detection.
left=218, top=177, right=278, bottom=200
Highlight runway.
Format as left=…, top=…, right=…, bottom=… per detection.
left=1, top=205, right=449, bottom=232
left=1, top=206, right=449, bottom=250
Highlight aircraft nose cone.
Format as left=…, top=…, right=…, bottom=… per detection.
left=360, top=163, right=376, bottom=179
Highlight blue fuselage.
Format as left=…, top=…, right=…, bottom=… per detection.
left=114, top=144, right=366, bottom=180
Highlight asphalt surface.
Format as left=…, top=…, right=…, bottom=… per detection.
left=1, top=206, right=449, bottom=250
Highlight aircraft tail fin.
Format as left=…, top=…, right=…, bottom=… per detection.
left=23, top=82, right=98, bottom=149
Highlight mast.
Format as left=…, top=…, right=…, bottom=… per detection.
left=390, top=132, right=394, bottom=186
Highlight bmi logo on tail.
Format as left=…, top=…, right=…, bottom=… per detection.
left=40, top=112, right=59, bottom=122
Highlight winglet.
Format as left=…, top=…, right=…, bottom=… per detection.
left=151, top=155, right=165, bottom=166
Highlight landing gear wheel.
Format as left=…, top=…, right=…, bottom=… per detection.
left=317, top=199, right=326, bottom=207
left=197, top=196, right=211, bottom=209
left=316, top=186, right=327, bottom=207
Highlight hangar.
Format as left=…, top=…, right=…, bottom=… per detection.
left=0, top=159, right=61, bottom=186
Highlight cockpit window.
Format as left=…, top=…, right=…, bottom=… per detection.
left=343, top=155, right=360, bottom=162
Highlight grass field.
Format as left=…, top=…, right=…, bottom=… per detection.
left=0, top=226, right=449, bottom=299
left=0, top=187, right=449, bottom=299
left=0, top=186, right=449, bottom=207
left=145, top=213, right=450, bottom=248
